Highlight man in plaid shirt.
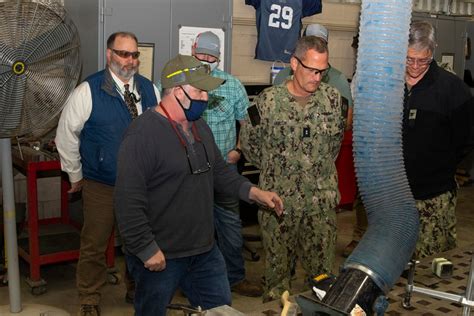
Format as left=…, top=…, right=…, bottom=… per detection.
left=190, top=31, right=263, bottom=297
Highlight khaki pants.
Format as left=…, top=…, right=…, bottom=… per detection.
left=76, top=179, right=115, bottom=305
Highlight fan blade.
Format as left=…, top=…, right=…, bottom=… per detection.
left=23, top=53, right=80, bottom=132
left=0, top=74, right=26, bottom=137
left=28, top=43, right=80, bottom=67
left=27, top=45, right=80, bottom=96
left=24, top=73, right=69, bottom=129
left=1, top=1, right=75, bottom=65
left=0, top=42, right=16, bottom=65
left=0, top=0, right=81, bottom=137
left=21, top=22, right=76, bottom=64
left=0, top=66, right=10, bottom=77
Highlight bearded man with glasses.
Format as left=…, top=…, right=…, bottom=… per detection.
left=403, top=21, right=474, bottom=259
left=240, top=36, right=345, bottom=302
left=56, top=31, right=161, bottom=316
left=114, top=54, right=283, bottom=315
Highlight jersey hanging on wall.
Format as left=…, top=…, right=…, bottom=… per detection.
left=245, top=0, right=322, bottom=62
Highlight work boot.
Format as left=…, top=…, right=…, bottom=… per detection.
left=125, top=291, right=134, bottom=304
left=342, top=240, right=359, bottom=258
left=124, top=266, right=135, bottom=304
left=231, top=279, right=263, bottom=297
left=77, top=304, right=100, bottom=316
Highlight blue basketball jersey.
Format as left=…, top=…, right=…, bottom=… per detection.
left=245, top=0, right=322, bottom=62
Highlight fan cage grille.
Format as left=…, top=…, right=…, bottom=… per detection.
left=0, top=0, right=81, bottom=138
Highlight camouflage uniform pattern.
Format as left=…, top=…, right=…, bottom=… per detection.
left=415, top=189, right=457, bottom=259
left=240, top=82, right=345, bottom=301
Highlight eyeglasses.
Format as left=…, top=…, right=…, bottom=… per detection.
left=406, top=57, right=432, bottom=66
left=293, top=56, right=329, bottom=76
left=184, top=142, right=211, bottom=175
left=112, top=49, right=140, bottom=59
left=166, top=64, right=211, bottom=79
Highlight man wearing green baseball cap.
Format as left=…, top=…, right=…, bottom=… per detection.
left=114, top=54, right=284, bottom=315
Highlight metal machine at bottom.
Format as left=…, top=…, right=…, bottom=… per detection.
left=296, top=268, right=385, bottom=315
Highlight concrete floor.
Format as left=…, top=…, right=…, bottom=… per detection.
left=0, top=185, right=473, bottom=315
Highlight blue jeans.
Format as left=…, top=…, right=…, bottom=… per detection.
left=126, top=244, right=231, bottom=316
left=214, top=165, right=245, bottom=286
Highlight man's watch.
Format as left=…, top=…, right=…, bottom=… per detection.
left=233, top=148, right=243, bottom=155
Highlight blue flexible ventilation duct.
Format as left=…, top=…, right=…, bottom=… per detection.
left=299, top=1, right=420, bottom=314
left=345, top=0, right=419, bottom=294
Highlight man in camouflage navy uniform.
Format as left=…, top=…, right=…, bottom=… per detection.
left=240, top=36, right=345, bottom=302
left=404, top=21, right=473, bottom=258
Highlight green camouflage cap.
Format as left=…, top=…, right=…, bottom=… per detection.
left=161, top=54, right=224, bottom=90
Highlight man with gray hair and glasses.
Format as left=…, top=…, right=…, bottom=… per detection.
left=403, top=20, right=473, bottom=258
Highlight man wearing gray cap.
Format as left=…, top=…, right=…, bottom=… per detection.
left=273, top=23, right=352, bottom=130
left=114, top=54, right=283, bottom=315
left=191, top=31, right=263, bottom=297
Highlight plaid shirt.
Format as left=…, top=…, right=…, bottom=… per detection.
left=202, top=69, right=249, bottom=159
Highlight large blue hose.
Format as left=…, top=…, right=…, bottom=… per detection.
left=344, top=0, right=420, bottom=293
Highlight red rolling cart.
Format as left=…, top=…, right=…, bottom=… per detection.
left=11, top=147, right=117, bottom=295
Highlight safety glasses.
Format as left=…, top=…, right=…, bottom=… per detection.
left=184, top=142, right=211, bottom=175
left=294, top=55, right=329, bottom=77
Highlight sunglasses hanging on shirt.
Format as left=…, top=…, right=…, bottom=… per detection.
left=128, top=90, right=141, bottom=103
left=114, top=82, right=141, bottom=103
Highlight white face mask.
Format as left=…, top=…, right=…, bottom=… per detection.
left=201, top=60, right=219, bottom=72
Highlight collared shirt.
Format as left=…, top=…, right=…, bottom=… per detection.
left=55, top=69, right=161, bottom=183
left=201, top=68, right=249, bottom=159
left=109, top=71, right=145, bottom=114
